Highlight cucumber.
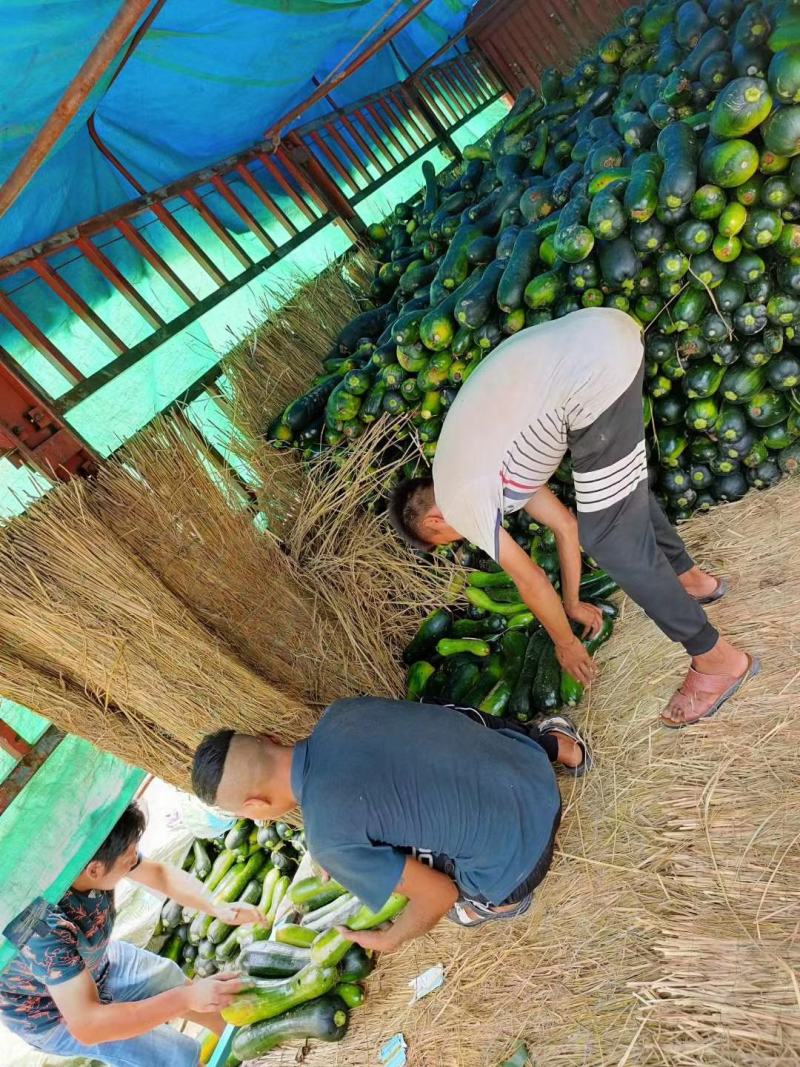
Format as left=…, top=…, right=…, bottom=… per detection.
left=231, top=994, right=348, bottom=1059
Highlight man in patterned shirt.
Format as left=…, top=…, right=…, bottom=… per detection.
left=0, top=801, right=258, bottom=1066
left=389, top=307, right=757, bottom=727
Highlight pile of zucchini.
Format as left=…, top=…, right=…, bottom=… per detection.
left=268, top=0, right=800, bottom=518
left=405, top=566, right=617, bottom=717
left=222, top=879, right=405, bottom=1061
left=156, top=817, right=305, bottom=980
left=156, top=822, right=407, bottom=1061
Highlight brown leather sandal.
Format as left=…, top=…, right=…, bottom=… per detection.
left=661, top=654, right=760, bottom=729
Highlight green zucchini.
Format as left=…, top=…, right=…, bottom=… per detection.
left=241, top=942, right=312, bottom=979
left=403, top=608, right=452, bottom=664
left=231, top=993, right=348, bottom=1058
left=290, top=875, right=345, bottom=910
left=334, top=982, right=365, bottom=1009
left=497, top=225, right=540, bottom=311
left=658, top=123, right=699, bottom=209
left=339, top=943, right=375, bottom=983
left=309, top=895, right=408, bottom=968
left=436, top=637, right=491, bottom=658
left=625, top=152, right=663, bottom=222
left=456, top=259, right=506, bottom=328
left=710, top=76, right=773, bottom=137
left=762, top=104, right=800, bottom=157
left=702, top=138, right=761, bottom=187
left=406, top=660, right=435, bottom=701
left=508, top=630, right=548, bottom=722
left=530, top=640, right=560, bottom=714
left=478, top=679, right=512, bottom=716
left=464, top=587, right=527, bottom=616
left=524, top=269, right=565, bottom=308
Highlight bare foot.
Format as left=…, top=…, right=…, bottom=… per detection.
left=692, top=638, right=749, bottom=678
left=679, top=566, right=719, bottom=599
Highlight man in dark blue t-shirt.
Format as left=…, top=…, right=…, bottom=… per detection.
left=191, top=698, right=590, bottom=946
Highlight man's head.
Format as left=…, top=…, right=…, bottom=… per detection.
left=78, top=801, right=146, bottom=891
left=387, top=476, right=463, bottom=550
left=192, top=731, right=295, bottom=820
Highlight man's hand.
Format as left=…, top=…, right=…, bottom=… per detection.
left=213, top=902, right=264, bottom=926
left=183, top=973, right=245, bottom=1014
left=565, top=600, right=603, bottom=638
left=555, top=634, right=597, bottom=686
left=336, top=925, right=400, bottom=954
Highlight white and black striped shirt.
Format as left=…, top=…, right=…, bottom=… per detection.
left=432, top=308, right=643, bottom=560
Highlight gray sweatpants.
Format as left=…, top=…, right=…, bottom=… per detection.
left=567, top=362, right=718, bottom=657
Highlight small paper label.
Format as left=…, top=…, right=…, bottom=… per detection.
left=408, top=962, right=445, bottom=1003
left=379, top=1032, right=407, bottom=1066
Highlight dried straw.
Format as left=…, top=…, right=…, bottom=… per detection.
left=258, top=480, right=800, bottom=1067
left=0, top=479, right=316, bottom=759
left=0, top=648, right=191, bottom=789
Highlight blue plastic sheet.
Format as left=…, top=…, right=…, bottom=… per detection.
left=0, top=0, right=476, bottom=258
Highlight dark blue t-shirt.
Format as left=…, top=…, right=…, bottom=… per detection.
left=291, top=697, right=561, bottom=911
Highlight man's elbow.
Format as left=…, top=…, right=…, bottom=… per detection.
left=65, top=1015, right=103, bottom=1046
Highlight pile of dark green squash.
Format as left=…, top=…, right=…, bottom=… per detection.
left=267, top=0, right=800, bottom=712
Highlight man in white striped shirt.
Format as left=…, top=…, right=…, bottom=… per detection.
left=389, top=308, right=757, bottom=727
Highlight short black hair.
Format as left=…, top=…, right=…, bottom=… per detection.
left=386, top=476, right=435, bottom=552
left=192, top=729, right=234, bottom=805
left=92, top=801, right=146, bottom=870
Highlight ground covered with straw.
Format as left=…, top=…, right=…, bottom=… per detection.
left=260, top=481, right=800, bottom=1067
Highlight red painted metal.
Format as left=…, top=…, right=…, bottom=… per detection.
left=0, top=0, right=155, bottom=220
left=182, top=190, right=253, bottom=269
left=115, top=219, right=199, bottom=306
left=0, top=726, right=66, bottom=816
left=468, top=0, right=621, bottom=92
left=0, top=723, right=32, bottom=762
left=149, top=203, right=228, bottom=287
left=364, top=103, right=407, bottom=162
left=0, top=353, right=97, bottom=477
left=234, top=163, right=298, bottom=237
left=77, top=236, right=165, bottom=329
left=263, top=0, right=436, bottom=139
left=209, top=176, right=276, bottom=253
left=31, top=259, right=126, bottom=356
left=0, top=293, right=83, bottom=384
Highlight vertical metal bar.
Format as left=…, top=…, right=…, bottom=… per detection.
left=182, top=189, right=254, bottom=269
left=0, top=293, right=83, bottom=384
left=149, top=202, right=228, bottom=286
left=394, top=87, right=434, bottom=144
left=452, top=56, right=487, bottom=106
left=364, top=103, right=407, bottom=162
left=209, top=175, right=277, bottom=252
left=381, top=94, right=422, bottom=153
left=116, top=219, right=199, bottom=305
left=281, top=133, right=363, bottom=237
left=235, top=162, right=298, bottom=236
left=309, top=131, right=361, bottom=195
left=326, top=124, right=372, bottom=186
left=436, top=64, right=470, bottom=118
left=340, top=113, right=387, bottom=175
left=258, top=152, right=320, bottom=222
left=353, top=108, right=398, bottom=168
left=77, top=236, right=165, bottom=329
left=31, top=259, right=126, bottom=355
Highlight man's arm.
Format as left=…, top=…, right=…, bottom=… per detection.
left=129, top=859, right=262, bottom=926
left=497, top=527, right=596, bottom=685
left=47, top=968, right=242, bottom=1045
left=338, top=857, right=458, bottom=953
left=524, top=486, right=602, bottom=638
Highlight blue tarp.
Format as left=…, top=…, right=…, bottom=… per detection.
left=0, top=0, right=476, bottom=258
